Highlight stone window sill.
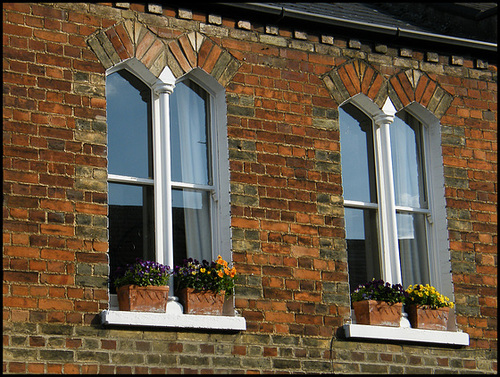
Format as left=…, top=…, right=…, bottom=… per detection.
left=101, top=294, right=246, bottom=331
left=342, top=324, right=469, bottom=346
left=100, top=310, right=246, bottom=331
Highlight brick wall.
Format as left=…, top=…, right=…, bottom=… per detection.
left=3, top=2, right=497, bottom=374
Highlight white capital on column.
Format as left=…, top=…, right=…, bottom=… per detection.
left=373, top=112, right=394, bottom=127
left=153, top=81, right=175, bottom=95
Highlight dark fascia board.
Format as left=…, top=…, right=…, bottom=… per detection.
left=219, top=2, right=497, bottom=53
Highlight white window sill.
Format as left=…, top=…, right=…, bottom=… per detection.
left=100, top=309, right=246, bottom=331
left=342, top=324, right=469, bottom=346
left=103, top=294, right=245, bottom=331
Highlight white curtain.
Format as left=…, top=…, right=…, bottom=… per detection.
left=170, top=81, right=212, bottom=262
left=390, top=116, right=429, bottom=286
left=390, top=116, right=420, bottom=237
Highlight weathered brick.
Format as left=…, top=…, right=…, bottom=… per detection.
left=2, top=2, right=497, bottom=374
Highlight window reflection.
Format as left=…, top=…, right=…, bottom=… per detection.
left=397, top=212, right=430, bottom=288
left=108, top=183, right=155, bottom=293
left=345, top=207, right=381, bottom=293
left=106, top=69, right=155, bottom=293
left=172, top=189, right=212, bottom=268
left=106, top=70, right=152, bottom=179
left=339, top=104, right=377, bottom=204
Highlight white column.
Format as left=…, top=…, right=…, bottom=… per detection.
left=152, top=81, right=174, bottom=267
left=373, top=99, right=402, bottom=285
left=153, top=80, right=183, bottom=313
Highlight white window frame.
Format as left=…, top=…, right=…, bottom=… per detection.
left=103, top=59, right=243, bottom=329
left=341, top=95, right=465, bottom=343
left=152, top=66, right=232, bottom=267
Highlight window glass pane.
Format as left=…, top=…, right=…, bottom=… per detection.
left=108, top=182, right=155, bottom=292
left=345, top=207, right=381, bottom=293
left=390, top=114, right=426, bottom=208
left=339, top=105, right=377, bottom=203
left=397, top=212, right=430, bottom=288
left=170, top=80, right=211, bottom=185
left=106, top=70, right=152, bottom=179
left=172, top=189, right=212, bottom=268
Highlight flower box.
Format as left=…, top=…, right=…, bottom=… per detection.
left=177, top=288, right=225, bottom=315
left=353, top=300, right=403, bottom=327
left=407, top=305, right=449, bottom=330
left=174, top=255, right=236, bottom=316
left=113, top=259, right=172, bottom=313
left=117, top=285, right=169, bottom=313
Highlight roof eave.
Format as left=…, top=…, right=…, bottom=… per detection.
left=219, top=2, right=497, bottom=53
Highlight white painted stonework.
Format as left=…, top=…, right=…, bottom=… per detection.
left=100, top=310, right=246, bottom=331
left=342, top=324, right=469, bottom=346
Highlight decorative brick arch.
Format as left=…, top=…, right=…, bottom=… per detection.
left=323, top=59, right=453, bottom=119
left=323, top=60, right=388, bottom=108
left=387, top=69, right=453, bottom=119
left=87, top=20, right=241, bottom=87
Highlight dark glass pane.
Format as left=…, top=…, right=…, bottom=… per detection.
left=108, top=182, right=155, bottom=292
left=172, top=189, right=212, bottom=268
left=390, top=114, right=426, bottom=208
left=397, top=212, right=430, bottom=289
left=106, top=70, right=152, bottom=179
left=345, top=207, right=381, bottom=294
left=170, top=80, right=211, bottom=185
left=339, top=104, right=377, bottom=203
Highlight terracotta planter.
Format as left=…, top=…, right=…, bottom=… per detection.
left=352, top=300, right=403, bottom=327
left=177, top=288, right=225, bottom=315
left=116, top=285, right=169, bottom=313
left=407, top=305, right=449, bottom=330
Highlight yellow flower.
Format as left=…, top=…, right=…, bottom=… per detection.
left=191, top=271, right=196, bottom=275
left=200, top=268, right=206, bottom=273
left=217, top=270, right=224, bottom=278
left=207, top=271, right=211, bottom=275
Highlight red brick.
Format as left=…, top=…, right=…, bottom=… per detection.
left=3, top=23, right=33, bottom=38
left=337, top=66, right=358, bottom=96
left=390, top=75, right=411, bottom=106
left=398, top=72, right=416, bottom=102
left=344, top=63, right=361, bottom=94
left=135, top=29, right=156, bottom=60
left=141, top=38, right=164, bottom=68
left=168, top=40, right=192, bottom=73
left=3, top=2, right=31, bottom=13
left=420, top=79, right=437, bottom=107
left=178, top=34, right=196, bottom=67
left=38, top=298, right=73, bottom=311
left=202, top=43, right=223, bottom=74
left=197, top=38, right=214, bottom=68
left=360, top=66, right=375, bottom=94
left=105, top=27, right=129, bottom=61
